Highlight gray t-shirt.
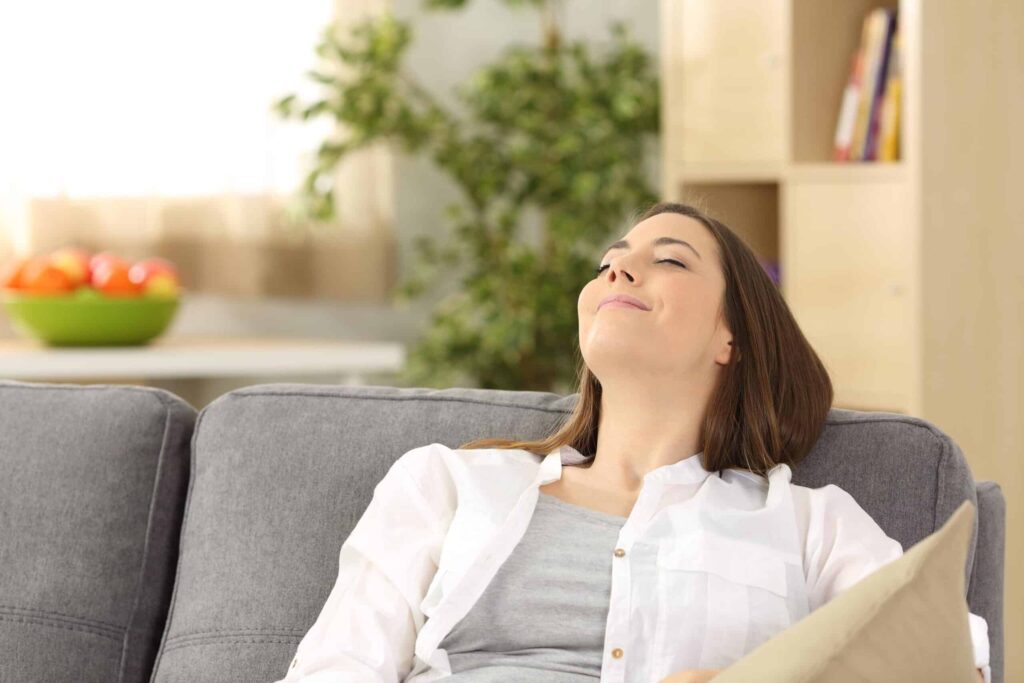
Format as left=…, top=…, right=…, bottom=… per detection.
left=438, top=492, right=628, bottom=682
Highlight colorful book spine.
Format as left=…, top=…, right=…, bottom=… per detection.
left=877, top=29, right=902, bottom=161
left=833, top=8, right=901, bottom=163
left=833, top=51, right=864, bottom=162
left=849, top=8, right=891, bottom=161
left=864, top=10, right=898, bottom=160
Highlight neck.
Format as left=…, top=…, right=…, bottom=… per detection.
left=582, top=379, right=707, bottom=492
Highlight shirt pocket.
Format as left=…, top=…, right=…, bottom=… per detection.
left=653, top=533, right=794, bottom=670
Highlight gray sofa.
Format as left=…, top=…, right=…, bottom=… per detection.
left=0, top=379, right=1006, bottom=683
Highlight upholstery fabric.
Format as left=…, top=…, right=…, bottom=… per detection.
left=145, top=383, right=1002, bottom=682
left=971, top=482, right=1006, bottom=682
left=0, top=380, right=196, bottom=683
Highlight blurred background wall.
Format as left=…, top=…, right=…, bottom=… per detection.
left=0, top=0, right=658, bottom=406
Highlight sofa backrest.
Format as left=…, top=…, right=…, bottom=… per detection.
left=147, top=383, right=1004, bottom=683
left=0, top=380, right=196, bottom=683
left=970, top=480, right=1006, bottom=683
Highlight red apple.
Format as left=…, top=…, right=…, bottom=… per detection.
left=47, top=247, right=92, bottom=287
left=128, top=257, right=180, bottom=298
left=88, top=251, right=128, bottom=285
left=92, top=259, right=141, bottom=296
left=19, top=257, right=76, bottom=294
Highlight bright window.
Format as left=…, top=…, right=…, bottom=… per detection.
left=0, top=0, right=334, bottom=198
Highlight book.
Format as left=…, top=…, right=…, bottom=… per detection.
left=864, top=10, right=898, bottom=159
left=876, top=29, right=902, bottom=161
left=833, top=51, right=864, bottom=162
left=848, top=8, right=893, bottom=161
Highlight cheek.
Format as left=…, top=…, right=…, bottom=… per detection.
left=663, top=293, right=710, bottom=332
left=577, top=299, right=589, bottom=331
left=690, top=298, right=723, bottom=336
left=577, top=287, right=596, bottom=335
left=577, top=284, right=594, bottom=316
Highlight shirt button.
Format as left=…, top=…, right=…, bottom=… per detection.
left=613, top=548, right=625, bottom=557
left=611, top=647, right=624, bottom=659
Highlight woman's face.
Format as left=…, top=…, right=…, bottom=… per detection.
left=577, top=212, right=733, bottom=384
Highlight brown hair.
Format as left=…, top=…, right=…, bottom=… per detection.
left=457, top=201, right=834, bottom=476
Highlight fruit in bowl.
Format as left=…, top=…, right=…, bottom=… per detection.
left=129, top=257, right=181, bottom=298
left=49, top=247, right=92, bottom=287
left=1, top=247, right=184, bottom=346
left=8, top=257, right=74, bottom=293
left=89, top=252, right=138, bottom=296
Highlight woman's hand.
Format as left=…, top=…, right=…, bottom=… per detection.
left=658, top=668, right=723, bottom=683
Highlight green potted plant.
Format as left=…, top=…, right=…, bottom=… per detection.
left=274, top=0, right=659, bottom=392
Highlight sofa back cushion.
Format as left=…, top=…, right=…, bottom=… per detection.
left=148, top=383, right=985, bottom=682
left=0, top=380, right=196, bottom=683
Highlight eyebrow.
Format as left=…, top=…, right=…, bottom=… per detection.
left=601, top=236, right=703, bottom=261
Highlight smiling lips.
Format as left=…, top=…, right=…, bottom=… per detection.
left=598, top=294, right=650, bottom=311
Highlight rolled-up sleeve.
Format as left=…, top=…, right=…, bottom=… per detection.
left=274, top=451, right=448, bottom=683
left=800, top=484, right=991, bottom=683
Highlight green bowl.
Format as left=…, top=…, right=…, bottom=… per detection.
left=1, top=287, right=182, bottom=347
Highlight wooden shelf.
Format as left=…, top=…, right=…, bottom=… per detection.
left=669, top=162, right=907, bottom=186
left=673, top=163, right=784, bottom=184
left=784, top=162, right=908, bottom=183
left=0, top=336, right=406, bottom=385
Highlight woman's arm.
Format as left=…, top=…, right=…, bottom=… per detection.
left=803, top=485, right=991, bottom=683
left=274, top=453, right=448, bottom=683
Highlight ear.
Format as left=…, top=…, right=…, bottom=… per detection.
left=715, top=340, right=738, bottom=366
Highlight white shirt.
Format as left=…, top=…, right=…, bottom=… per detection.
left=275, top=442, right=991, bottom=683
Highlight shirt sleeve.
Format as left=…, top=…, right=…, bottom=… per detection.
left=799, top=484, right=991, bottom=683
left=273, top=453, right=448, bottom=683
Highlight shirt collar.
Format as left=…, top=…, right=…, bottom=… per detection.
left=539, top=443, right=714, bottom=486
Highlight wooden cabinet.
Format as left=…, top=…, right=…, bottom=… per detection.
left=664, top=0, right=787, bottom=165
left=782, top=171, right=914, bottom=411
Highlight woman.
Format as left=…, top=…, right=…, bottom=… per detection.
left=277, top=202, right=990, bottom=683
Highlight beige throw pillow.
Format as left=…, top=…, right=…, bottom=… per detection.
left=714, top=499, right=978, bottom=683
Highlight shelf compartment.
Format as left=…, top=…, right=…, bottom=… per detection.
left=790, top=0, right=901, bottom=163
left=676, top=182, right=780, bottom=268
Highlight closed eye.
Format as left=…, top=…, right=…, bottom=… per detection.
left=593, top=259, right=687, bottom=275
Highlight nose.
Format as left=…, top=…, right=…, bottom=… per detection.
left=606, top=260, right=635, bottom=283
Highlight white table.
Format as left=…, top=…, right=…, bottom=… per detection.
left=0, top=336, right=406, bottom=386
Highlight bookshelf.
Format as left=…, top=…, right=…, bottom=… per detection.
left=660, top=0, right=1021, bottom=414
left=661, top=2, right=1023, bottom=680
